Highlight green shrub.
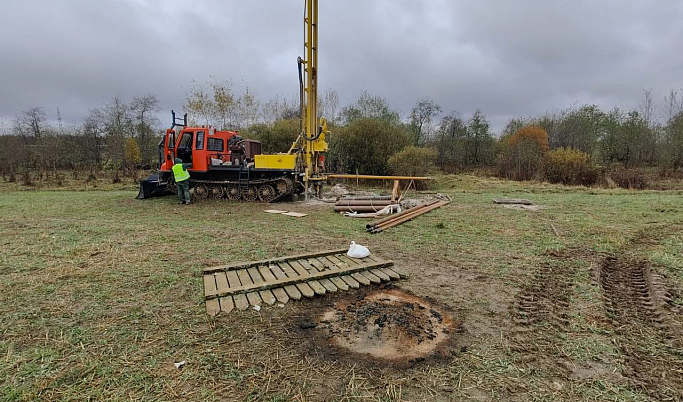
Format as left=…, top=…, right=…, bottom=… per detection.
left=327, top=118, right=409, bottom=175
left=243, top=119, right=299, bottom=154
left=387, top=146, right=437, bottom=176
left=544, top=148, right=600, bottom=186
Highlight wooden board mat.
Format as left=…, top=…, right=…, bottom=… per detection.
left=203, top=249, right=406, bottom=316
left=263, top=209, right=308, bottom=217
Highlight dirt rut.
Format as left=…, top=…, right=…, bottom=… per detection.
left=599, top=256, right=683, bottom=400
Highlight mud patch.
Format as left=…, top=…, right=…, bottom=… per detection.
left=316, top=288, right=458, bottom=366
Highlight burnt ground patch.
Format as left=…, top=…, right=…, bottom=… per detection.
left=298, top=285, right=462, bottom=369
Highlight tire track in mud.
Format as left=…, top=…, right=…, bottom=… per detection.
left=599, top=250, right=683, bottom=400
left=508, top=250, right=576, bottom=372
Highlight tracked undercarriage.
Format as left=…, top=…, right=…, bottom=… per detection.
left=164, top=174, right=303, bottom=203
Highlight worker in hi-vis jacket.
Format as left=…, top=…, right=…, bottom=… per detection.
left=172, top=158, right=191, bottom=204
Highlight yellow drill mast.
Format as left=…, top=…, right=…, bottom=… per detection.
left=298, top=0, right=328, bottom=199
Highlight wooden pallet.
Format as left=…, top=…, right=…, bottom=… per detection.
left=202, top=249, right=406, bottom=316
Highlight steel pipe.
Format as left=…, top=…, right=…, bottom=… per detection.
left=370, top=201, right=449, bottom=233
left=327, top=174, right=432, bottom=181
left=335, top=200, right=395, bottom=207
left=334, top=205, right=398, bottom=213
left=366, top=200, right=439, bottom=229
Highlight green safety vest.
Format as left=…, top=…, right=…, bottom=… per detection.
left=172, top=163, right=190, bottom=182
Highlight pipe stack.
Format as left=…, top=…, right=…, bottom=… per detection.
left=333, top=198, right=397, bottom=213
left=366, top=199, right=449, bottom=233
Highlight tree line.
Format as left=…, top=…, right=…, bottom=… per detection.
left=2, top=80, right=682, bottom=187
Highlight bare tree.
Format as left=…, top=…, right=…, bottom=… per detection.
left=319, top=88, right=339, bottom=125
left=237, top=86, right=260, bottom=129
left=638, top=88, right=656, bottom=126
left=409, top=98, right=442, bottom=146
left=131, top=94, right=160, bottom=164
left=663, top=89, right=683, bottom=121
left=184, top=80, right=215, bottom=126
left=13, top=107, right=47, bottom=143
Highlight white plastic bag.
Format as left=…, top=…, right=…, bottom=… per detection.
left=347, top=241, right=370, bottom=258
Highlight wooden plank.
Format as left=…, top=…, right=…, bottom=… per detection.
left=215, top=273, right=230, bottom=292
left=248, top=267, right=265, bottom=284
left=307, top=280, right=327, bottom=295
left=360, top=271, right=382, bottom=284
left=234, top=294, right=249, bottom=310
left=290, top=260, right=326, bottom=295
left=236, top=269, right=261, bottom=306
left=219, top=296, right=234, bottom=313
left=246, top=292, right=262, bottom=306
left=319, top=278, right=338, bottom=292
left=206, top=299, right=220, bottom=316
left=298, top=259, right=319, bottom=273
left=317, top=256, right=338, bottom=270
left=203, top=248, right=348, bottom=273
left=258, top=265, right=278, bottom=282
left=271, top=287, right=289, bottom=304
left=307, top=258, right=328, bottom=272
left=284, top=285, right=302, bottom=300
left=281, top=211, right=308, bottom=217
left=258, top=265, right=278, bottom=305
left=351, top=272, right=371, bottom=286
left=367, top=257, right=408, bottom=278
left=259, top=290, right=277, bottom=305
left=338, top=255, right=363, bottom=267
left=269, top=264, right=288, bottom=280
left=290, top=260, right=314, bottom=275
left=392, top=267, right=409, bottom=278
left=493, top=198, right=532, bottom=205
left=370, top=268, right=391, bottom=282
left=206, top=260, right=394, bottom=299
left=341, top=275, right=360, bottom=288
left=226, top=270, right=241, bottom=288
left=329, top=276, right=349, bottom=291
left=326, top=255, right=348, bottom=269
left=380, top=267, right=401, bottom=280
left=279, top=262, right=299, bottom=278
left=295, top=283, right=316, bottom=298
left=203, top=275, right=217, bottom=297
left=237, top=269, right=254, bottom=287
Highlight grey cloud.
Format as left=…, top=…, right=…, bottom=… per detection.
left=1, top=0, right=681, bottom=131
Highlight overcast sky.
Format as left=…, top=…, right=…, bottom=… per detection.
left=1, top=0, right=682, bottom=132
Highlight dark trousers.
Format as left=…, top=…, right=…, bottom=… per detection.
left=177, top=180, right=190, bottom=203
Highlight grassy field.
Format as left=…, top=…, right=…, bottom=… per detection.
left=1, top=175, right=682, bottom=401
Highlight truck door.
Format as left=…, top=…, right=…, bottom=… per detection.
left=177, top=131, right=193, bottom=165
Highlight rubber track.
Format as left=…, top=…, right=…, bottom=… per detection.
left=190, top=176, right=295, bottom=202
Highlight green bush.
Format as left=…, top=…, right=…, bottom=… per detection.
left=243, top=119, right=299, bottom=154
left=387, top=146, right=437, bottom=176
left=327, top=118, right=409, bottom=175
left=544, top=148, right=600, bottom=186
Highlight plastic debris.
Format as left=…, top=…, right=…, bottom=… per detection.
left=174, top=361, right=186, bottom=369
left=253, top=305, right=261, bottom=312
left=347, top=241, right=370, bottom=258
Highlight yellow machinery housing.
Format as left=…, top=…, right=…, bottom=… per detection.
left=254, top=154, right=297, bottom=170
